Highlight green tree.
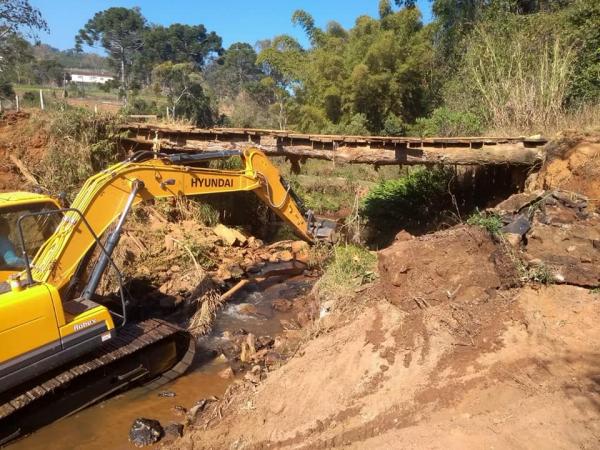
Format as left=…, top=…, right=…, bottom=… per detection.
left=0, top=0, right=47, bottom=78
left=0, top=0, right=47, bottom=38
left=138, top=23, right=222, bottom=74
left=205, top=42, right=262, bottom=98
left=75, top=7, right=147, bottom=92
left=152, top=62, right=214, bottom=126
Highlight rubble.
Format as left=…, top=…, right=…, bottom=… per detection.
left=128, top=418, right=163, bottom=447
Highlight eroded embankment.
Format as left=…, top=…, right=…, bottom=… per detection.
left=171, top=137, right=600, bottom=449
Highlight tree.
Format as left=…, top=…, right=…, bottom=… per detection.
left=140, top=24, right=222, bottom=70
left=152, top=62, right=214, bottom=126
left=75, top=7, right=147, bottom=93
left=205, top=42, right=262, bottom=98
left=0, top=0, right=47, bottom=74
left=0, top=0, right=47, bottom=39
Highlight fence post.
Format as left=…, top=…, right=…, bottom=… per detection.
left=15, top=95, right=19, bottom=112
left=39, top=89, right=45, bottom=110
left=94, top=104, right=98, bottom=114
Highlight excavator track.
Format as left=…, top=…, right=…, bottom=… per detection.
left=0, top=318, right=195, bottom=445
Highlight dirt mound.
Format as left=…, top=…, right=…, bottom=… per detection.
left=530, top=134, right=600, bottom=207
left=378, top=226, right=517, bottom=311
left=174, top=283, right=600, bottom=449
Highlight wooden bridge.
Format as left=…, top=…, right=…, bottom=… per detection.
left=121, top=123, right=547, bottom=168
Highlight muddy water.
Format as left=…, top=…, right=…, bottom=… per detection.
left=10, top=274, right=314, bottom=450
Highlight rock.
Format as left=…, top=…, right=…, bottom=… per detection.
left=272, top=298, right=293, bottom=312
left=501, top=215, right=531, bottom=237
left=394, top=230, right=414, bottom=242
left=164, top=422, right=184, bottom=439
left=212, top=224, right=247, bottom=246
left=172, top=405, right=187, bottom=416
left=128, top=418, right=163, bottom=447
left=278, top=250, right=294, bottom=262
left=291, top=241, right=309, bottom=254
left=187, top=399, right=208, bottom=420
left=493, top=191, right=545, bottom=215
left=503, top=232, right=522, bottom=248
left=240, top=333, right=257, bottom=363
left=247, top=236, right=264, bottom=249
left=218, top=367, right=235, bottom=379
left=158, top=391, right=176, bottom=398
left=238, top=303, right=258, bottom=315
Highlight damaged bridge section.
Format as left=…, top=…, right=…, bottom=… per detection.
left=120, top=124, right=547, bottom=167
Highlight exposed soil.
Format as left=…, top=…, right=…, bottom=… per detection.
left=0, top=111, right=48, bottom=191
left=169, top=135, right=600, bottom=449
left=530, top=133, right=600, bottom=207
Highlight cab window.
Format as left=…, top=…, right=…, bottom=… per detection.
left=0, top=202, right=62, bottom=270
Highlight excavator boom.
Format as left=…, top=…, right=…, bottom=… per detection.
left=28, top=148, right=331, bottom=291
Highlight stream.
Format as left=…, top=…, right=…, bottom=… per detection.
left=10, top=272, right=314, bottom=450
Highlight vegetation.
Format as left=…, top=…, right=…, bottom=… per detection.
left=316, top=244, right=377, bottom=306
left=467, top=210, right=504, bottom=236
left=35, top=108, right=126, bottom=197
left=361, top=167, right=454, bottom=234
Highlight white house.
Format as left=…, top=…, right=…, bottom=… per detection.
left=67, top=69, right=115, bottom=84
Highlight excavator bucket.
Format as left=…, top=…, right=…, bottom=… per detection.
left=307, top=213, right=338, bottom=242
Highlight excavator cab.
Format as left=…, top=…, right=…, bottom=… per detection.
left=0, top=193, right=62, bottom=282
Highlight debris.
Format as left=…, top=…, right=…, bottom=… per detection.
left=128, top=418, right=163, bottom=447
left=272, top=298, right=293, bottom=312
left=212, top=224, right=247, bottom=246
left=218, top=367, right=235, bottom=379
left=158, top=391, right=176, bottom=398
left=163, top=422, right=184, bottom=439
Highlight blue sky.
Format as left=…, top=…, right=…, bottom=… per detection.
left=29, top=0, right=432, bottom=53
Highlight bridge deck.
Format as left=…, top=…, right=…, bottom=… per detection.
left=121, top=124, right=547, bottom=167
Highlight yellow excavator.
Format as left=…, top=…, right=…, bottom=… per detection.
left=0, top=148, right=334, bottom=442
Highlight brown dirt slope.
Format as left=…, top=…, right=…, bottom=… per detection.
left=530, top=133, right=600, bottom=207
left=175, top=283, right=599, bottom=449
left=172, top=134, right=600, bottom=449
left=0, top=111, right=48, bottom=191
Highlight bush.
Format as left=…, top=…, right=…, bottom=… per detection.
left=22, top=91, right=37, bottom=105
left=466, top=210, right=503, bottom=235
left=0, top=79, right=14, bottom=100
left=408, top=107, right=483, bottom=137
left=316, top=244, right=377, bottom=306
left=123, top=98, right=161, bottom=116
left=361, top=167, right=454, bottom=235
left=37, top=108, right=126, bottom=198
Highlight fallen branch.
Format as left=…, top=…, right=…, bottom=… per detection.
left=9, top=154, right=39, bottom=185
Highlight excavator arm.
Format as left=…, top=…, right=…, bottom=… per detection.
left=27, top=148, right=332, bottom=291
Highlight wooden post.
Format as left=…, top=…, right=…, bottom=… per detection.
left=39, top=89, right=45, bottom=110
left=15, top=95, right=19, bottom=112
left=94, top=104, right=98, bottom=114
left=165, top=106, right=169, bottom=120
